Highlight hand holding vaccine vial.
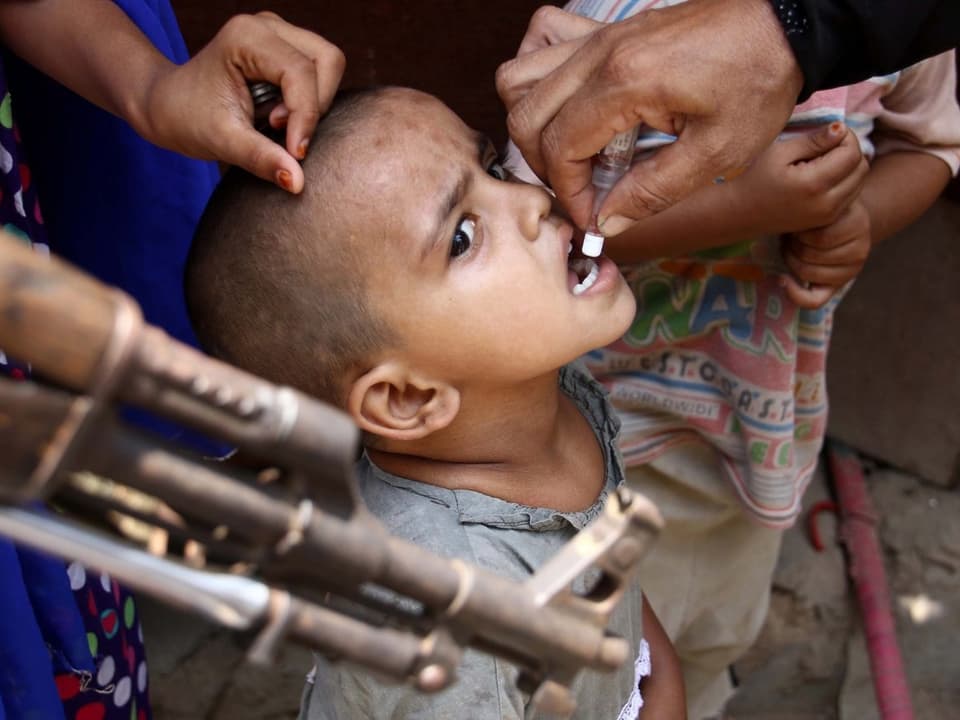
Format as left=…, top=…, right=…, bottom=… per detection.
left=582, top=126, right=640, bottom=257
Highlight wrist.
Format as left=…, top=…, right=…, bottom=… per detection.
left=122, top=55, right=176, bottom=145
left=752, top=0, right=804, bottom=101
left=763, top=0, right=820, bottom=99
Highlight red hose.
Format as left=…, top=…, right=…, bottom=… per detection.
left=806, top=499, right=838, bottom=551
left=827, top=440, right=914, bottom=720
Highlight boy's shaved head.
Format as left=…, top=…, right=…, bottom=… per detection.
left=188, top=86, right=637, bottom=420
left=185, top=89, right=395, bottom=405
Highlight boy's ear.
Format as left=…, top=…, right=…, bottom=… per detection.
left=347, top=362, right=460, bottom=441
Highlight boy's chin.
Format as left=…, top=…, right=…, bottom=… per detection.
left=584, top=293, right=636, bottom=345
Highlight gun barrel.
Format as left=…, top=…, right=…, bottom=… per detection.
left=0, top=505, right=268, bottom=628
left=0, top=237, right=133, bottom=389
left=0, top=506, right=452, bottom=684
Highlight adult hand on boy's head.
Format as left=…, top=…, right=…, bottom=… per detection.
left=780, top=198, right=873, bottom=309
left=497, top=0, right=802, bottom=232
left=140, top=12, right=345, bottom=193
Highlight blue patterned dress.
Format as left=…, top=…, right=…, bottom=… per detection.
left=0, top=1, right=219, bottom=718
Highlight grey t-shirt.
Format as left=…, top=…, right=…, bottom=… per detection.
left=300, top=365, right=649, bottom=720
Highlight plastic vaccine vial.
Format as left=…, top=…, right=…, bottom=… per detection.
left=248, top=81, right=282, bottom=131
left=582, top=126, right=640, bottom=257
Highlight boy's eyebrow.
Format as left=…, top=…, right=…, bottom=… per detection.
left=421, top=132, right=489, bottom=261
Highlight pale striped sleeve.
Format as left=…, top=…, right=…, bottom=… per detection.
left=873, top=51, right=960, bottom=176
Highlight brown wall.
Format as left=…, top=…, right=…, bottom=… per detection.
left=171, top=1, right=551, bottom=149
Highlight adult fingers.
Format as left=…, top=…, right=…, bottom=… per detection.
left=497, top=38, right=586, bottom=112
left=597, top=133, right=703, bottom=235
left=222, top=13, right=344, bottom=160
left=504, top=35, right=611, bottom=208
left=508, top=0, right=801, bottom=230
left=255, top=12, right=345, bottom=116
left=215, top=115, right=306, bottom=193
left=599, top=118, right=756, bottom=234
left=524, top=21, right=713, bottom=228
left=516, top=6, right=603, bottom=56
left=498, top=7, right=599, bottom=115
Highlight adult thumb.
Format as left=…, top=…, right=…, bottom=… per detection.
left=598, top=138, right=709, bottom=235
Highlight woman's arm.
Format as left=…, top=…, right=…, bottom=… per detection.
left=0, top=0, right=345, bottom=192
left=0, top=0, right=171, bottom=132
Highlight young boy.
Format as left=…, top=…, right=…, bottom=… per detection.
left=185, top=87, right=686, bottom=719
left=507, top=4, right=960, bottom=717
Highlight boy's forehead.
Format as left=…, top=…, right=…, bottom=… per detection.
left=340, top=89, right=489, bottom=249
left=348, top=91, right=481, bottom=199
left=373, top=89, right=475, bottom=152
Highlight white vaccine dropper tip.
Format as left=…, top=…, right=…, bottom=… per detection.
left=582, top=232, right=605, bottom=258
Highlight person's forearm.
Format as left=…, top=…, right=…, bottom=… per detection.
left=775, top=0, right=960, bottom=98
left=0, top=0, right=172, bottom=136
left=604, top=180, right=757, bottom=265
left=859, top=152, right=951, bottom=245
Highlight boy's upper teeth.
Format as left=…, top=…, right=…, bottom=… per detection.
left=571, top=258, right=599, bottom=295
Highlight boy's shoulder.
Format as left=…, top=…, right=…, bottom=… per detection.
left=559, top=361, right=622, bottom=442
left=355, top=445, right=615, bottom=582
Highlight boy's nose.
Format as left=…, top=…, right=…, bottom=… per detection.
left=515, top=183, right=552, bottom=241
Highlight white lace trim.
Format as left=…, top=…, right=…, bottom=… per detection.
left=616, top=639, right=651, bottom=719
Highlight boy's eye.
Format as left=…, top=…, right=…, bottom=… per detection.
left=451, top=217, right=476, bottom=258
left=486, top=161, right=507, bottom=181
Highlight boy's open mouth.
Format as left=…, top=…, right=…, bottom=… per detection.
left=568, top=257, right=600, bottom=295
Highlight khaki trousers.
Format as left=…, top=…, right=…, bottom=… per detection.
left=627, top=442, right=784, bottom=720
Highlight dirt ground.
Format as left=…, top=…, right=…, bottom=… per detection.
left=728, top=460, right=960, bottom=720
left=140, top=453, right=959, bottom=719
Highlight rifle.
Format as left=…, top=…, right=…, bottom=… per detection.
left=0, top=233, right=662, bottom=716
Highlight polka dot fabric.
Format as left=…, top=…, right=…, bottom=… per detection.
left=0, top=56, right=152, bottom=720
left=0, top=75, right=48, bottom=255
left=772, top=1, right=810, bottom=36
left=58, top=565, right=152, bottom=720
left=0, top=51, right=46, bottom=382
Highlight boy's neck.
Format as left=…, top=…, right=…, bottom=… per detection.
left=366, top=370, right=605, bottom=512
